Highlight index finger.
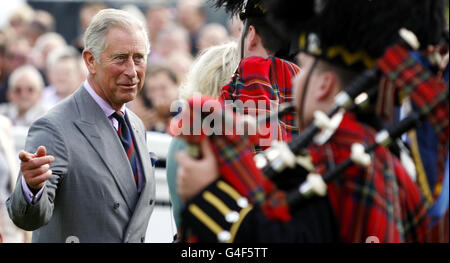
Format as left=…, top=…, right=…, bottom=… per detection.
left=21, top=155, right=55, bottom=170
left=19, top=150, right=34, bottom=162
left=35, top=146, right=47, bottom=157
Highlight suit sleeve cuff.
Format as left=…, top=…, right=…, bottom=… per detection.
left=181, top=179, right=253, bottom=243
left=21, top=176, right=44, bottom=205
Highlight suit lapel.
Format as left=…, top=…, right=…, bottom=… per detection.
left=72, top=87, right=138, bottom=212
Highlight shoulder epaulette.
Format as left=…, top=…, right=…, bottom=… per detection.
left=181, top=180, right=253, bottom=243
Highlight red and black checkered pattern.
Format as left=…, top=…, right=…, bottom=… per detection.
left=377, top=44, right=449, bottom=202
left=309, top=112, right=430, bottom=242
left=220, top=56, right=300, bottom=147
left=172, top=96, right=291, bottom=222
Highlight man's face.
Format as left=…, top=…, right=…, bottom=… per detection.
left=292, top=52, right=321, bottom=130
left=5, top=41, right=30, bottom=75
left=90, top=27, right=148, bottom=110
left=146, top=7, right=170, bottom=34
left=9, top=75, right=42, bottom=114
left=50, top=58, right=83, bottom=98
left=177, top=2, right=204, bottom=33
left=145, top=71, right=178, bottom=115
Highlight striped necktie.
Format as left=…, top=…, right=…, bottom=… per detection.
left=112, top=111, right=139, bottom=187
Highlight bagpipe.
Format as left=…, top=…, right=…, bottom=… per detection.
left=171, top=28, right=449, bottom=224
left=255, top=28, right=449, bottom=210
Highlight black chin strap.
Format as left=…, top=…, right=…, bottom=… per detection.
left=298, top=57, right=318, bottom=130
left=240, top=19, right=249, bottom=60
left=229, top=19, right=249, bottom=99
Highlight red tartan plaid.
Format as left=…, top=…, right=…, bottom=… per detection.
left=309, top=113, right=430, bottom=242
left=377, top=45, right=448, bottom=133
left=170, top=96, right=291, bottom=221
left=377, top=44, right=449, bottom=201
left=220, top=56, right=300, bottom=147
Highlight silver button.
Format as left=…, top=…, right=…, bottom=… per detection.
left=237, top=197, right=248, bottom=208
left=217, top=231, right=231, bottom=243
left=225, top=211, right=239, bottom=223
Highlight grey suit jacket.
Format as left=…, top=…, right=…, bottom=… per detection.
left=6, top=86, right=156, bottom=243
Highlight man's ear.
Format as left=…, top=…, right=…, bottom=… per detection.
left=246, top=25, right=259, bottom=51
left=315, top=71, right=337, bottom=101
left=82, top=49, right=97, bottom=74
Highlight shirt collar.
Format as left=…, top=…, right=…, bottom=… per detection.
left=83, top=79, right=126, bottom=118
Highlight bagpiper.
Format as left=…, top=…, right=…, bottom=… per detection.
left=174, top=0, right=448, bottom=243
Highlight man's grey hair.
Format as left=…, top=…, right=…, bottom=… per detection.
left=84, top=8, right=150, bottom=62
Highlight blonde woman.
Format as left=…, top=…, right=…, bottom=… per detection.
left=166, top=42, right=239, bottom=239
left=178, top=41, right=239, bottom=100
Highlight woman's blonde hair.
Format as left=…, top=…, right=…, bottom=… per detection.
left=179, top=41, right=239, bottom=100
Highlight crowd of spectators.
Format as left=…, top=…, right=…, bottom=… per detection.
left=0, top=0, right=241, bottom=243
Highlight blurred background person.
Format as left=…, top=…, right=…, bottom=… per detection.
left=130, top=65, right=179, bottom=133
left=0, top=115, right=29, bottom=243
left=0, top=64, right=48, bottom=127
left=196, top=23, right=230, bottom=53
left=71, top=2, right=108, bottom=53
left=176, top=0, right=207, bottom=56
left=0, top=0, right=26, bottom=28
left=150, top=25, right=191, bottom=65
left=164, top=51, right=194, bottom=84
left=25, top=10, right=55, bottom=47
left=41, top=46, right=86, bottom=108
left=5, top=3, right=34, bottom=39
left=227, top=15, right=242, bottom=41
left=29, top=32, right=67, bottom=85
left=120, top=4, right=147, bottom=27
left=0, top=37, right=31, bottom=103
left=145, top=1, right=174, bottom=47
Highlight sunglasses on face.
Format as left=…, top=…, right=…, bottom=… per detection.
left=6, top=53, right=27, bottom=61
left=11, top=87, right=38, bottom=94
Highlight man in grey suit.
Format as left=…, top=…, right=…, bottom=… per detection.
left=6, top=9, right=156, bottom=243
